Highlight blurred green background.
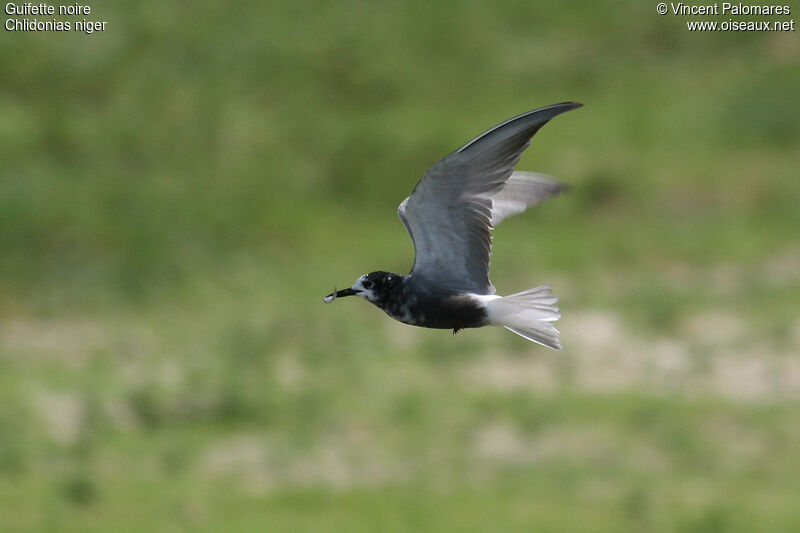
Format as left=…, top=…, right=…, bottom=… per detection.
left=2, top=1, right=800, bottom=531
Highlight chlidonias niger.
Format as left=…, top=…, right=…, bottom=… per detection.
left=324, top=102, right=582, bottom=349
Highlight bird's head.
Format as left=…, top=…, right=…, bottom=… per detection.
left=323, top=271, right=402, bottom=304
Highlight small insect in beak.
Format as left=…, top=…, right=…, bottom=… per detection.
left=323, top=287, right=359, bottom=303
left=323, top=287, right=338, bottom=304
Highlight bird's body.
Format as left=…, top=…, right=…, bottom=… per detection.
left=324, top=103, right=582, bottom=349
left=344, top=272, right=491, bottom=330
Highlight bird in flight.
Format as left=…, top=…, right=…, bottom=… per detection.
left=324, top=102, right=581, bottom=349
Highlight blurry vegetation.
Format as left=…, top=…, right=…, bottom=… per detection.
left=1, top=0, right=799, bottom=531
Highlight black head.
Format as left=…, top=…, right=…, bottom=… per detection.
left=323, top=271, right=403, bottom=304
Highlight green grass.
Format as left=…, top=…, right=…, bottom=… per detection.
left=3, top=390, right=800, bottom=532
left=1, top=0, right=800, bottom=531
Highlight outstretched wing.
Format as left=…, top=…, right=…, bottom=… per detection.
left=397, top=102, right=581, bottom=294
left=485, top=171, right=568, bottom=226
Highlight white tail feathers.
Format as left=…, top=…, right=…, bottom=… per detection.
left=485, top=285, right=562, bottom=350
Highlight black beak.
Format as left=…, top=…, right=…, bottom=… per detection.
left=323, top=287, right=360, bottom=303
left=334, top=288, right=359, bottom=298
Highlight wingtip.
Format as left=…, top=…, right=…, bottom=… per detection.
left=553, top=101, right=583, bottom=110
left=548, top=101, right=584, bottom=114
left=514, top=101, right=583, bottom=126
left=457, top=101, right=584, bottom=155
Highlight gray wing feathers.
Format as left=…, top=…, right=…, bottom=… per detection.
left=457, top=103, right=582, bottom=157
left=399, top=187, right=494, bottom=292
left=399, top=102, right=581, bottom=294
left=486, top=171, right=568, bottom=226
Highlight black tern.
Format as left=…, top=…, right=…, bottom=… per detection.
left=324, top=102, right=582, bottom=349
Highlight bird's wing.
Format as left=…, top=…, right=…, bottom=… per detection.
left=398, top=102, right=581, bottom=294
left=484, top=171, right=568, bottom=226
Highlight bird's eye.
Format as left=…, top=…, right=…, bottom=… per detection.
left=362, top=280, right=374, bottom=289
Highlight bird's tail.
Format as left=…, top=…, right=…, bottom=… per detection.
left=485, top=285, right=562, bottom=350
